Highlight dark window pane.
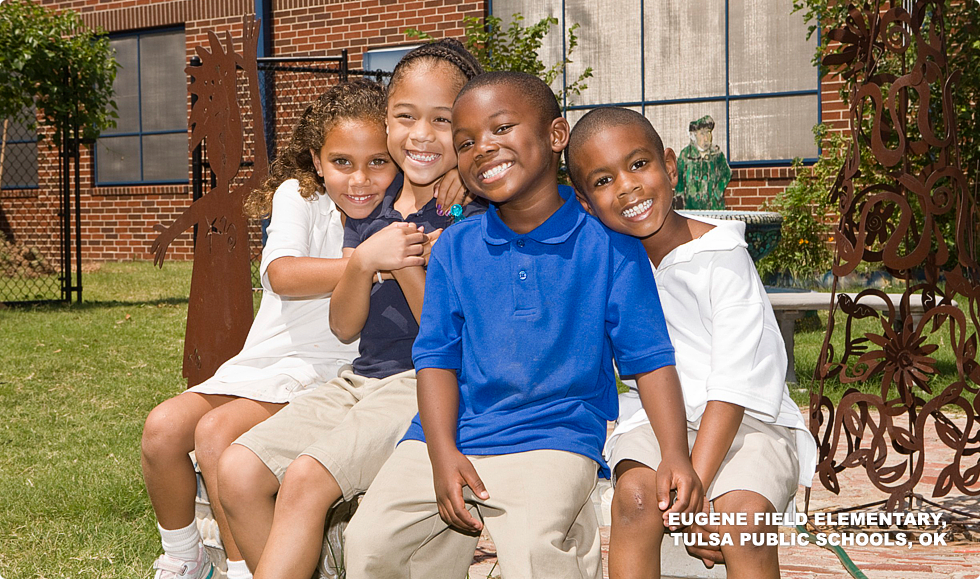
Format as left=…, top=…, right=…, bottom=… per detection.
left=1, top=142, right=38, bottom=188
left=142, top=133, right=188, bottom=182
left=140, top=30, right=187, bottom=132
left=96, top=135, right=141, bottom=183
left=105, top=37, right=139, bottom=135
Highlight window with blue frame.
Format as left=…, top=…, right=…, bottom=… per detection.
left=96, top=28, right=187, bottom=185
left=490, top=0, right=820, bottom=165
left=1, top=113, right=38, bottom=189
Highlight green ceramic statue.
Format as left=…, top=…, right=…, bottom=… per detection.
left=676, top=115, right=731, bottom=210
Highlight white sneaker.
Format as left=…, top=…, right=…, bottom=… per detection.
left=152, top=545, right=214, bottom=579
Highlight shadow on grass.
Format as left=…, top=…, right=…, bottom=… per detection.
left=1, top=296, right=188, bottom=311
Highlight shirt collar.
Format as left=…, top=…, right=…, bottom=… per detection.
left=366, top=172, right=406, bottom=220
left=658, top=215, right=747, bottom=269
left=482, top=184, right=586, bottom=245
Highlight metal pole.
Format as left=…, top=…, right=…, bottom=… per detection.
left=190, top=56, right=202, bottom=245
left=340, top=49, right=349, bottom=82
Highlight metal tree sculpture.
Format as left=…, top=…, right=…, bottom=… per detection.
left=811, top=0, right=980, bottom=512
left=150, top=17, right=269, bottom=387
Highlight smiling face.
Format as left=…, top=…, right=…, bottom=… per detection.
left=452, top=83, right=567, bottom=206
left=311, top=119, right=397, bottom=219
left=573, top=123, right=679, bottom=240
left=385, top=61, right=462, bottom=188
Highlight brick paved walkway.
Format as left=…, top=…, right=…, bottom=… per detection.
left=467, top=412, right=980, bottom=578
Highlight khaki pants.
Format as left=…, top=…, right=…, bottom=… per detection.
left=233, top=369, right=417, bottom=501
left=344, top=440, right=602, bottom=579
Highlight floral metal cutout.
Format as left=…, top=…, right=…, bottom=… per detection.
left=811, top=0, right=980, bottom=513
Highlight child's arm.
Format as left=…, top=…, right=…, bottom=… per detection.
left=635, top=365, right=703, bottom=524
left=328, top=222, right=427, bottom=341
left=689, top=401, right=744, bottom=493
left=418, top=367, right=488, bottom=532
left=265, top=256, right=350, bottom=297
left=390, top=266, right=426, bottom=323
left=389, top=228, right=442, bottom=323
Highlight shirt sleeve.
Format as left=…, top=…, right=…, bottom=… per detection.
left=606, top=236, right=676, bottom=376
left=412, top=240, right=464, bottom=371
left=259, top=180, right=313, bottom=291
left=703, top=247, right=787, bottom=421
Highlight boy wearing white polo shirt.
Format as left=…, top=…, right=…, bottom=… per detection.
left=567, top=107, right=817, bottom=579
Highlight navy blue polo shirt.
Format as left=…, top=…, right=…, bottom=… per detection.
left=407, top=187, right=675, bottom=476
left=343, top=173, right=485, bottom=379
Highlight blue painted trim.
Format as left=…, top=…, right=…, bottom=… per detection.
left=563, top=89, right=819, bottom=111
left=0, top=185, right=40, bottom=191
left=725, top=0, right=731, bottom=159
left=732, top=157, right=819, bottom=167
left=95, top=27, right=187, bottom=187
left=560, top=0, right=567, bottom=113
left=97, top=129, right=186, bottom=138
left=816, top=21, right=823, bottom=159
left=640, top=0, right=645, bottom=116
left=94, top=178, right=187, bottom=186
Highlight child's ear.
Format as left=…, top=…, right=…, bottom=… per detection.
left=574, top=189, right=595, bottom=215
left=310, top=148, right=323, bottom=176
left=550, top=117, right=570, bottom=153
left=662, top=148, right=679, bottom=188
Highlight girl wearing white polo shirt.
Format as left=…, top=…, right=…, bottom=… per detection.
left=139, top=80, right=458, bottom=579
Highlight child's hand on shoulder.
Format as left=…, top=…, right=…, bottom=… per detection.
left=433, top=168, right=476, bottom=215
left=354, top=222, right=427, bottom=272
left=658, top=454, right=703, bottom=528
left=430, top=445, right=488, bottom=533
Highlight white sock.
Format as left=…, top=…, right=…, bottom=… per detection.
left=225, top=559, right=252, bottom=579
left=158, top=521, right=201, bottom=561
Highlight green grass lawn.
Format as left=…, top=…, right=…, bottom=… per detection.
left=0, top=261, right=974, bottom=578
left=0, top=261, right=194, bottom=579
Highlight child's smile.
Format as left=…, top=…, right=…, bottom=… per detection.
left=311, top=119, right=397, bottom=220
left=575, top=123, right=680, bottom=240
left=386, top=64, right=458, bottom=187
left=452, top=84, right=562, bottom=206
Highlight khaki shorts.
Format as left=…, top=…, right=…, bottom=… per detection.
left=233, top=369, right=417, bottom=501
left=607, top=415, right=800, bottom=514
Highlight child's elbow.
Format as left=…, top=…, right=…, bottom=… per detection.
left=328, top=316, right=357, bottom=343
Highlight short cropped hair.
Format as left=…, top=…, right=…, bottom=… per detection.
left=566, top=107, right=665, bottom=192
left=455, top=71, right=562, bottom=125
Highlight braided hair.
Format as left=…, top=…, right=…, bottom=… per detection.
left=245, top=79, right=388, bottom=218
left=388, top=38, right=483, bottom=97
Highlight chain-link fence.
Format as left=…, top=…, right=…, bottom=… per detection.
left=0, top=114, right=64, bottom=303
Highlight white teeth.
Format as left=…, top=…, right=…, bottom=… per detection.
left=348, top=194, right=371, bottom=202
left=482, top=162, right=513, bottom=180
left=407, top=151, right=438, bottom=162
left=622, top=199, right=653, bottom=218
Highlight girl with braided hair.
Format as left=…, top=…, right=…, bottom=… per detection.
left=216, top=39, right=485, bottom=579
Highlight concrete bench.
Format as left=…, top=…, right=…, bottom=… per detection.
left=767, top=290, right=938, bottom=383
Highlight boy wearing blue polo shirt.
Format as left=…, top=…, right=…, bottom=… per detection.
left=344, top=72, right=702, bottom=579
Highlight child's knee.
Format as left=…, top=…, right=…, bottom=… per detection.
left=612, top=468, right=663, bottom=527
left=193, top=410, right=240, bottom=469
left=277, top=455, right=336, bottom=509
left=141, top=399, right=193, bottom=459
left=217, top=445, right=277, bottom=506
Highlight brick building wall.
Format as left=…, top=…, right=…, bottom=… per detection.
left=1, top=0, right=846, bottom=263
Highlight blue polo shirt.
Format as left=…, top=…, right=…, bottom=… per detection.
left=343, top=173, right=485, bottom=378
left=407, top=188, right=675, bottom=475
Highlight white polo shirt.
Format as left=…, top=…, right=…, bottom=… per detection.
left=188, top=179, right=358, bottom=402
left=612, top=217, right=816, bottom=488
